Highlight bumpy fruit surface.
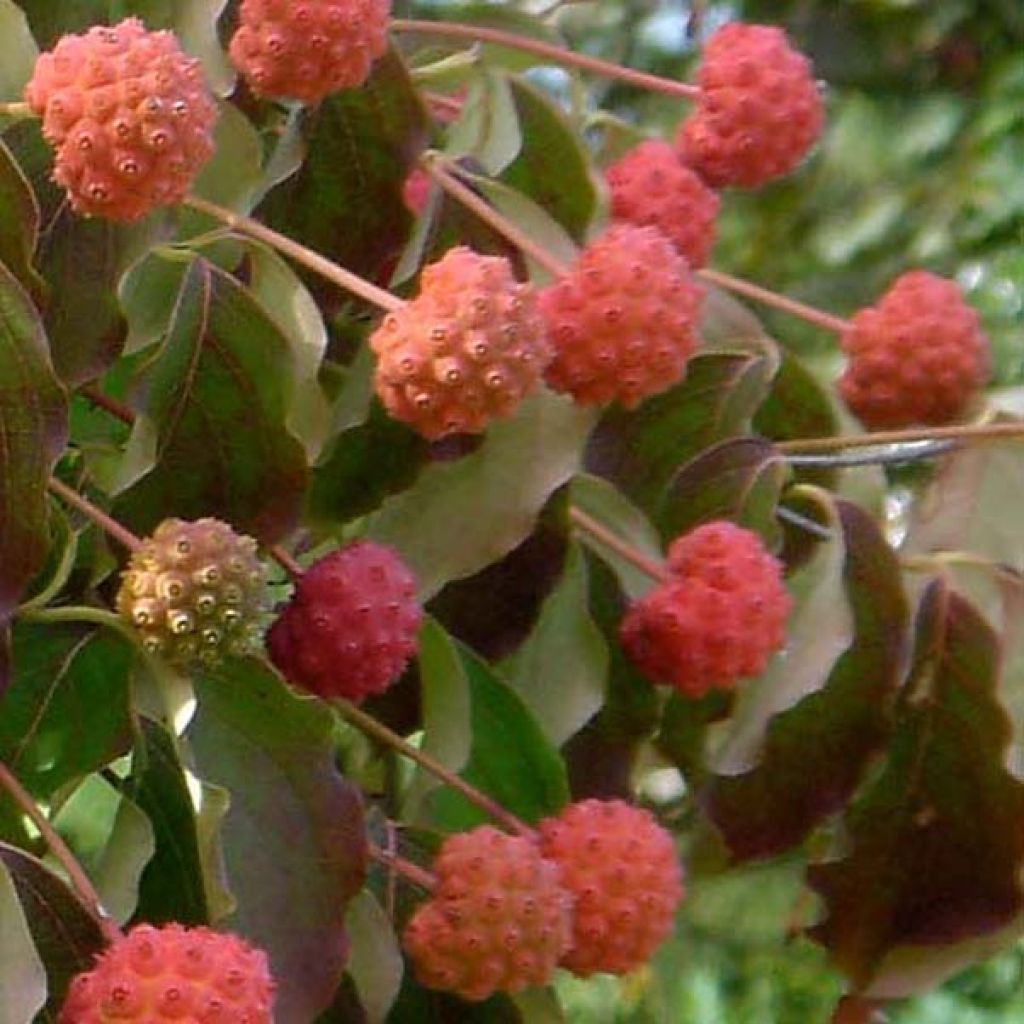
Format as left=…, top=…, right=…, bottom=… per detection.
left=538, top=799, right=684, bottom=976
left=117, top=518, right=266, bottom=666
left=838, top=270, right=989, bottom=430
left=229, top=0, right=391, bottom=105
left=620, top=521, right=790, bottom=697
left=538, top=224, right=703, bottom=408
left=370, top=246, right=552, bottom=439
left=59, top=922, right=275, bottom=1023
left=605, top=140, right=720, bottom=267
left=677, top=22, right=823, bottom=189
left=403, top=826, right=572, bottom=1001
left=266, top=540, right=422, bottom=701
left=24, top=18, right=217, bottom=221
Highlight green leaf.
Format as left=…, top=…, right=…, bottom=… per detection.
left=427, top=638, right=569, bottom=829
left=345, top=890, right=404, bottom=1024
left=808, top=581, right=1024, bottom=990
left=701, top=499, right=908, bottom=861
left=0, top=0, right=37, bottom=100
left=0, top=843, right=105, bottom=1018
left=503, top=541, right=607, bottom=747
left=0, top=622, right=134, bottom=797
left=446, top=67, right=522, bottom=175
left=365, top=391, right=596, bottom=600
left=0, top=262, right=67, bottom=636
left=0, top=138, right=42, bottom=301
left=256, top=48, right=428, bottom=282
left=0, top=857, right=46, bottom=1024
left=187, top=656, right=366, bottom=1023
left=112, top=257, right=308, bottom=544
left=185, top=99, right=264, bottom=213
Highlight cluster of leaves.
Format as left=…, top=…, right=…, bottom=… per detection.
left=0, top=0, right=1021, bottom=1022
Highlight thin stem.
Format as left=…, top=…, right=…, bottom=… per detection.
left=422, top=91, right=464, bottom=121
left=334, top=698, right=536, bottom=839
left=392, top=19, right=702, bottom=101
left=777, top=421, right=1024, bottom=454
left=0, top=762, right=123, bottom=945
left=697, top=268, right=852, bottom=335
left=183, top=196, right=403, bottom=314
left=367, top=841, right=436, bottom=892
left=784, top=439, right=957, bottom=468
left=47, top=476, right=142, bottom=553
left=569, top=505, right=670, bottom=583
left=420, top=155, right=569, bottom=279
left=79, top=384, right=135, bottom=425
left=0, top=101, right=33, bottom=119
left=269, top=544, right=304, bottom=580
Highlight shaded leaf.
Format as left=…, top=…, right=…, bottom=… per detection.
left=345, top=890, right=404, bottom=1024
left=0, top=857, right=46, bottom=1024
left=446, top=67, right=522, bottom=176
left=0, top=0, right=37, bottom=100
left=188, top=656, right=366, bottom=1023
left=808, top=581, right=1024, bottom=989
left=112, top=257, right=308, bottom=544
left=0, top=137, right=42, bottom=301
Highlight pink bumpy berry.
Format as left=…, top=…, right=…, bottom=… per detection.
left=620, top=521, right=790, bottom=697
left=370, top=246, right=552, bottom=440
left=24, top=18, right=217, bottom=221
left=538, top=224, right=703, bottom=408
left=605, top=139, right=720, bottom=267
left=538, top=799, right=684, bottom=976
left=838, top=270, right=989, bottom=430
left=403, top=826, right=572, bottom=1001
left=229, top=0, right=391, bottom=105
left=266, top=540, right=422, bottom=701
left=59, top=923, right=275, bottom=1023
left=677, top=22, right=823, bottom=189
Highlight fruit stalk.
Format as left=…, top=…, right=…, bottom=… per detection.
left=366, top=841, right=437, bottom=892
left=47, top=476, right=142, bottom=553
left=0, top=762, right=123, bottom=944
left=777, top=421, right=1024, bottom=454
left=391, top=19, right=702, bottom=101
left=569, top=506, right=670, bottom=583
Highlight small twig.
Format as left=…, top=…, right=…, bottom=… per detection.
left=47, top=477, right=142, bottom=553
left=335, top=699, right=536, bottom=839
left=777, top=421, right=1024, bottom=454
left=776, top=505, right=833, bottom=541
left=419, top=155, right=569, bottom=279
left=183, top=196, right=403, bottom=314
left=568, top=505, right=670, bottom=583
left=391, top=18, right=702, bottom=101
left=367, top=841, right=437, bottom=892
left=784, top=439, right=957, bottom=468
left=0, top=763, right=123, bottom=945
left=697, top=268, right=852, bottom=336
left=0, top=101, right=32, bottom=120
left=79, top=384, right=135, bottom=425
left=269, top=545, right=304, bottom=580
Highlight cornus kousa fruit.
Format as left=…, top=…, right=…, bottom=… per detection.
left=116, top=518, right=266, bottom=666
left=538, top=799, right=684, bottom=976
left=24, top=18, right=217, bottom=221
left=229, top=0, right=391, bottom=105
left=838, top=270, right=989, bottom=430
left=620, top=520, right=790, bottom=697
left=539, top=224, right=703, bottom=407
left=605, top=139, right=720, bottom=267
left=677, top=22, right=823, bottom=189
left=59, top=922, right=275, bottom=1023
left=266, top=540, right=422, bottom=701
left=403, top=826, right=572, bottom=1001
left=370, top=246, right=552, bottom=439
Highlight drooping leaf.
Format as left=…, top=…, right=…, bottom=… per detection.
left=112, top=257, right=308, bottom=544
left=808, top=581, right=1024, bottom=990
left=426, top=636, right=569, bottom=830
left=0, top=843, right=105, bottom=1019
left=0, top=262, right=67, bottom=682
left=344, top=890, right=404, bottom=1024
left=0, top=0, right=37, bottom=101
left=187, top=656, right=366, bottom=1023
left=502, top=541, right=607, bottom=747
left=0, top=856, right=46, bottom=1024
left=365, top=391, right=596, bottom=601
left=445, top=67, right=522, bottom=176
left=701, top=499, right=907, bottom=861
left=0, top=622, right=133, bottom=798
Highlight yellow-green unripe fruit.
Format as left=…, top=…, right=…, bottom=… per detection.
left=116, top=518, right=266, bottom=665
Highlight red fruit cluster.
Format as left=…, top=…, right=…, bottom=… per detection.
left=605, top=139, right=720, bottom=267
left=370, top=246, right=552, bottom=439
left=677, top=22, right=823, bottom=189
left=539, top=224, right=703, bottom=408
left=838, top=270, right=989, bottom=430
left=620, top=521, right=790, bottom=698
left=24, top=18, right=217, bottom=221
left=538, top=799, right=684, bottom=976
left=403, top=826, right=572, bottom=1001
left=266, top=540, right=422, bottom=701
left=229, top=0, right=391, bottom=105
left=59, top=923, right=274, bottom=1022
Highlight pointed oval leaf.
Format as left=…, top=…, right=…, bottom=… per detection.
left=345, top=890, right=404, bottom=1024
left=0, top=858, right=46, bottom=1024
left=445, top=67, right=522, bottom=176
